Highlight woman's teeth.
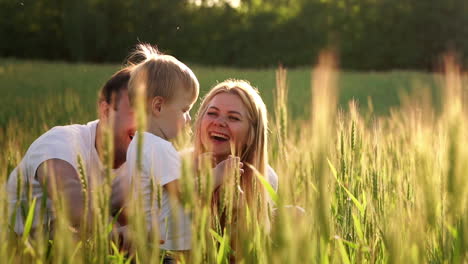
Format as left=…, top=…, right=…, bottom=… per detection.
left=210, top=132, right=229, bottom=141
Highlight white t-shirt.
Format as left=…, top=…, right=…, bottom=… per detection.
left=126, top=132, right=190, bottom=251
left=6, top=120, right=128, bottom=234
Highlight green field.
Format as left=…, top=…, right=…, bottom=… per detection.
left=1, top=59, right=467, bottom=263
left=0, top=59, right=440, bottom=147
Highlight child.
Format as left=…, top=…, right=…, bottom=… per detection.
left=125, top=44, right=199, bottom=251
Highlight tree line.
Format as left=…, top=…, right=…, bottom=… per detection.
left=1, top=0, right=467, bottom=70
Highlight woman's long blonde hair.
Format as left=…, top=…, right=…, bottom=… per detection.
left=193, top=79, right=269, bottom=227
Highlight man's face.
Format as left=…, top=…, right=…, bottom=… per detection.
left=108, top=90, right=136, bottom=167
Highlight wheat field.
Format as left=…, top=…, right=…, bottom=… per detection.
left=1, top=56, right=467, bottom=263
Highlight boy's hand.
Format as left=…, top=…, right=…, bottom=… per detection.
left=213, top=155, right=243, bottom=189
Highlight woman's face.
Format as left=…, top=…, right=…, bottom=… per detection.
left=200, top=92, right=250, bottom=162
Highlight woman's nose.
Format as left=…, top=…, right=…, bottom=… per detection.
left=213, top=116, right=227, bottom=127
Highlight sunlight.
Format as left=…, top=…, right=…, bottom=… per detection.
left=190, top=0, right=241, bottom=8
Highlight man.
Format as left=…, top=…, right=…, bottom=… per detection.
left=7, top=66, right=136, bottom=234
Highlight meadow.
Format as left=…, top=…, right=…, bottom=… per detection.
left=1, top=57, right=467, bottom=263
left=0, top=59, right=438, bottom=149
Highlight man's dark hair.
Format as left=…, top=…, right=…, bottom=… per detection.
left=98, top=66, right=133, bottom=108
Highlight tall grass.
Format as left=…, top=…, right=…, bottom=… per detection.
left=2, top=56, right=468, bottom=263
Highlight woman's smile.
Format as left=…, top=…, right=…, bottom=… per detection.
left=209, top=131, right=230, bottom=142
left=200, top=92, right=250, bottom=160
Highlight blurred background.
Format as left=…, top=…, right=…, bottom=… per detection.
left=1, top=0, right=467, bottom=147
left=2, top=3, right=468, bottom=263
left=1, top=0, right=467, bottom=70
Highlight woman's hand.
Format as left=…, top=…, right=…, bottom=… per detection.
left=213, top=155, right=243, bottom=189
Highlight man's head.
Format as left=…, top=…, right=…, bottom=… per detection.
left=98, top=67, right=136, bottom=168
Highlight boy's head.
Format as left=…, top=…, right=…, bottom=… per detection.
left=128, top=44, right=199, bottom=140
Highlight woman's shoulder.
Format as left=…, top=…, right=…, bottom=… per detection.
left=266, top=165, right=278, bottom=192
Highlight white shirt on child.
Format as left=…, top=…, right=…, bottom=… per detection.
left=7, top=120, right=128, bottom=234
left=126, top=132, right=191, bottom=251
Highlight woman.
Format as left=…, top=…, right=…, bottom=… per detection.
left=192, top=79, right=278, bottom=252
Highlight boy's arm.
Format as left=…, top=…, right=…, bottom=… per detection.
left=36, top=159, right=88, bottom=230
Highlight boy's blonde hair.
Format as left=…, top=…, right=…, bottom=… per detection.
left=128, top=44, right=199, bottom=108
left=193, top=79, right=269, bottom=226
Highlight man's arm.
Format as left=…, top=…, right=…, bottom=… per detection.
left=36, top=159, right=86, bottom=230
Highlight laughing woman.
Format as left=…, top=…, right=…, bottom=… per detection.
left=192, top=79, right=278, bottom=259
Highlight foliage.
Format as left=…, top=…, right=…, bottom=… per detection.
left=1, top=0, right=468, bottom=70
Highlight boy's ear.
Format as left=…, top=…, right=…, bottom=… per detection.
left=151, top=96, right=164, bottom=117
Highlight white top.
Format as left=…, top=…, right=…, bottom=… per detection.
left=126, top=132, right=190, bottom=250
left=179, top=147, right=279, bottom=193
left=6, top=120, right=128, bottom=234
left=266, top=165, right=278, bottom=192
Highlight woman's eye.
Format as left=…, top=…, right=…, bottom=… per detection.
left=229, top=116, right=240, bottom=121
left=207, top=112, right=217, bottom=116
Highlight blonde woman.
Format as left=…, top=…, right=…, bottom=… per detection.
left=192, top=79, right=278, bottom=255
